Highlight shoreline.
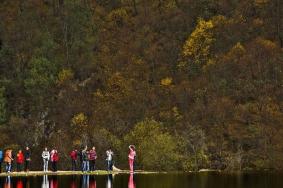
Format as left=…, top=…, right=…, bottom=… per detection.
left=0, top=169, right=280, bottom=177
left=0, top=170, right=157, bottom=177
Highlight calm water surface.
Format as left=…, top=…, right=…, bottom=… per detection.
left=0, top=172, right=282, bottom=188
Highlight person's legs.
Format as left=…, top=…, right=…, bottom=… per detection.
left=25, top=161, right=30, bottom=172
left=46, top=160, right=49, bottom=171
left=5, top=162, right=8, bottom=172
left=107, top=160, right=110, bottom=171
left=0, top=161, right=2, bottom=173
left=43, top=159, right=46, bottom=171
left=89, top=160, right=92, bottom=171
left=87, top=161, right=90, bottom=172
left=129, top=159, right=134, bottom=172
left=91, top=160, right=96, bottom=171
left=82, top=161, right=86, bottom=172
left=44, top=159, right=48, bottom=171
left=51, top=162, right=55, bottom=172
left=17, top=163, right=20, bottom=172
left=71, top=160, right=74, bottom=171
left=90, top=160, right=93, bottom=171
left=74, top=160, right=77, bottom=171
left=7, top=163, right=11, bottom=172
left=54, top=162, right=57, bottom=172
left=21, top=163, right=23, bottom=171
left=110, top=160, right=113, bottom=171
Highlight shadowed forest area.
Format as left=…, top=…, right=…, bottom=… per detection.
left=0, top=0, right=283, bottom=171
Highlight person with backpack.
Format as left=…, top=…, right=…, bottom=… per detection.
left=89, top=147, right=97, bottom=171
left=70, top=149, right=78, bottom=171
left=42, top=147, right=50, bottom=172
left=106, top=149, right=113, bottom=171
left=50, top=149, right=59, bottom=172
left=16, top=150, right=24, bottom=172
left=4, top=149, right=13, bottom=173
left=128, top=145, right=136, bottom=173
left=0, top=149, right=3, bottom=173
left=24, top=147, right=31, bottom=172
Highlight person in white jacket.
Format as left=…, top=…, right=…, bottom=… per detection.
left=42, top=147, right=50, bottom=172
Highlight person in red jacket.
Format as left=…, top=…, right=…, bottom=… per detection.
left=89, top=147, right=97, bottom=171
left=70, top=149, right=78, bottom=171
left=50, top=149, right=59, bottom=172
left=16, top=150, right=24, bottom=172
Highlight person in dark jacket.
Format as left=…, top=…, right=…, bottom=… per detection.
left=24, top=147, right=31, bottom=172
left=106, top=149, right=113, bottom=171
left=0, top=149, right=3, bottom=173
left=81, top=146, right=89, bottom=172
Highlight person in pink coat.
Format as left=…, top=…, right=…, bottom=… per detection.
left=128, top=145, right=136, bottom=173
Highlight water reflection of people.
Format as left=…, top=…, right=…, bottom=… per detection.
left=106, top=174, right=113, bottom=188
left=42, top=175, right=49, bottom=188
left=70, top=176, right=77, bottom=188
left=89, top=176, right=97, bottom=188
left=16, top=179, right=24, bottom=188
left=82, top=175, right=89, bottom=188
left=25, top=178, right=30, bottom=188
left=4, top=176, right=11, bottom=188
left=128, top=174, right=136, bottom=188
left=50, top=176, right=58, bottom=188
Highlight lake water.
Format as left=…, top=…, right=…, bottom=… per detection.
left=0, top=172, right=282, bottom=188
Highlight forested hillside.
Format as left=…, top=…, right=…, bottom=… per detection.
left=0, top=0, right=283, bottom=171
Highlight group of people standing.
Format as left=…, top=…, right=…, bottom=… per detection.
left=0, top=147, right=31, bottom=173
left=41, top=147, right=59, bottom=172
left=0, top=145, right=136, bottom=173
left=69, top=146, right=98, bottom=172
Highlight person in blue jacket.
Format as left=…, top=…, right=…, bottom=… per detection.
left=0, top=149, right=3, bottom=173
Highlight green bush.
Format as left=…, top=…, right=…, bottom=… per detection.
left=124, top=119, right=181, bottom=171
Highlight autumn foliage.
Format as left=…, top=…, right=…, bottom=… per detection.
left=0, top=0, right=283, bottom=171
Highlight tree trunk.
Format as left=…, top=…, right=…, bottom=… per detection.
left=277, top=0, right=282, bottom=48
left=132, top=0, right=138, bottom=15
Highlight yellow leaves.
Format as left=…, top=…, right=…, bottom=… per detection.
left=183, top=18, right=214, bottom=64
left=57, top=69, right=74, bottom=85
left=255, top=38, right=277, bottom=50
left=73, top=139, right=82, bottom=147
left=227, top=42, right=246, bottom=58
left=252, top=18, right=264, bottom=27
left=159, top=106, right=183, bottom=121
left=94, top=89, right=104, bottom=98
left=131, top=56, right=144, bottom=65
left=107, top=8, right=129, bottom=27
left=254, top=0, right=270, bottom=6
left=160, top=77, right=173, bottom=86
left=71, top=113, right=88, bottom=127
left=172, top=106, right=183, bottom=120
